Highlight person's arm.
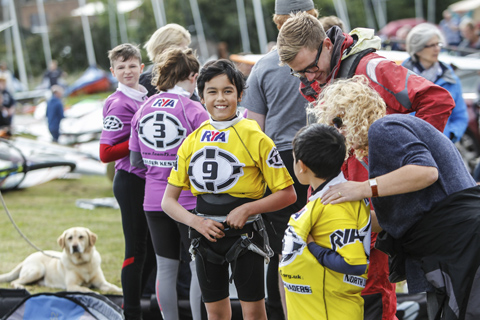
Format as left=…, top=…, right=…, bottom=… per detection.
left=161, top=184, right=225, bottom=242
left=6, top=92, right=16, bottom=116
left=370, top=210, right=382, bottom=233
left=443, top=81, right=468, bottom=143
left=130, top=151, right=146, bottom=169
left=407, top=75, right=454, bottom=131
left=99, top=141, right=129, bottom=163
left=225, top=185, right=296, bottom=229
left=99, top=96, right=134, bottom=163
left=128, top=120, right=145, bottom=168
left=242, top=65, right=268, bottom=130
left=366, top=58, right=454, bottom=131
left=58, top=100, right=64, bottom=119
left=321, top=164, right=438, bottom=205
left=306, top=235, right=367, bottom=275
left=247, top=110, right=266, bottom=131
left=6, top=105, right=15, bottom=116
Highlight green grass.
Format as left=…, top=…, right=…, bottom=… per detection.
left=0, top=174, right=124, bottom=294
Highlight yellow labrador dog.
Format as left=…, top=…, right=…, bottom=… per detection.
left=0, top=227, right=122, bottom=293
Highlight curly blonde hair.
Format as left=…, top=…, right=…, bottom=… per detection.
left=312, top=75, right=386, bottom=159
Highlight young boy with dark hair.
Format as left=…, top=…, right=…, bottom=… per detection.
left=162, top=59, right=297, bottom=320
left=279, top=123, right=371, bottom=320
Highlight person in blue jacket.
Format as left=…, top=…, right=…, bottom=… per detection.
left=46, top=85, right=65, bottom=142
left=402, top=22, right=468, bottom=143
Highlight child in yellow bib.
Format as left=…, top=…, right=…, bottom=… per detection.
left=162, top=59, right=297, bottom=320
left=280, top=124, right=371, bottom=319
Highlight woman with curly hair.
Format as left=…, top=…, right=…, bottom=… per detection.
left=317, top=75, right=480, bottom=320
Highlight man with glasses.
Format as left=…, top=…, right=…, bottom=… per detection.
left=288, top=40, right=323, bottom=79
left=278, top=12, right=454, bottom=132
left=277, top=12, right=455, bottom=320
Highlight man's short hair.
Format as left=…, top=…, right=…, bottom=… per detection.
left=108, top=43, right=142, bottom=68
left=293, top=124, right=346, bottom=180
left=277, top=11, right=326, bottom=64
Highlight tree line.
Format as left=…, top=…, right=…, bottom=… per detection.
left=0, top=0, right=459, bottom=80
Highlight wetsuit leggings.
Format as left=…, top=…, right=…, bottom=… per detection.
left=113, top=169, right=155, bottom=320
left=145, top=211, right=202, bottom=320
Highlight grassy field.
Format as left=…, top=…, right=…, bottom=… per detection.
left=0, top=173, right=124, bottom=294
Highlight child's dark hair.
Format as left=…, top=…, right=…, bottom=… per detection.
left=293, top=124, right=346, bottom=180
left=108, top=43, right=142, bottom=67
left=197, top=59, right=246, bottom=99
left=152, top=48, right=200, bottom=91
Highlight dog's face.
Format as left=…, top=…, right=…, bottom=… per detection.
left=57, top=227, right=97, bottom=254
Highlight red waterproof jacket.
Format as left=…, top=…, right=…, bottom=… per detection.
left=300, top=27, right=454, bottom=132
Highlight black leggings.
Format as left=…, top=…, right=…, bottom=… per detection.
left=113, top=170, right=155, bottom=317
left=144, top=211, right=191, bottom=260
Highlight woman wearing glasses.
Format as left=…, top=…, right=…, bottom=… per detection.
left=402, top=23, right=468, bottom=144
left=319, top=75, right=480, bottom=320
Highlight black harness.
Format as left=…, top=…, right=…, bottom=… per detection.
left=188, top=194, right=273, bottom=283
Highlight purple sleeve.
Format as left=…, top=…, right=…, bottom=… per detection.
left=188, top=101, right=209, bottom=129
left=129, top=116, right=140, bottom=152
left=307, top=242, right=367, bottom=275
left=100, top=93, right=136, bottom=146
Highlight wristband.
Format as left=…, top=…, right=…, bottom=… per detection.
left=368, top=179, right=378, bottom=198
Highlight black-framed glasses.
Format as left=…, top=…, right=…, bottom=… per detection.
left=290, top=41, right=324, bottom=78
left=424, top=42, right=444, bottom=49
left=332, top=116, right=343, bottom=129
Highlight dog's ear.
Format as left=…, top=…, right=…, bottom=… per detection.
left=57, top=231, right=66, bottom=249
left=87, top=229, right=97, bottom=246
